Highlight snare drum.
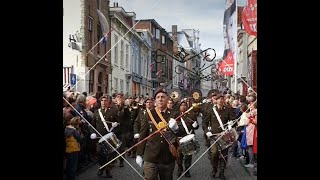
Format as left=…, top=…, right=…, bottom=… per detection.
left=178, top=134, right=200, bottom=156
left=215, top=128, right=238, bottom=150
left=98, top=132, right=122, bottom=154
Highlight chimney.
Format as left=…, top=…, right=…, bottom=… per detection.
left=116, top=2, right=118, bottom=7
left=172, top=25, right=178, bottom=54
left=114, top=2, right=115, bottom=7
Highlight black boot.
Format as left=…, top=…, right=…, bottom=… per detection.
left=131, top=151, right=136, bottom=158
left=211, top=168, right=217, bottom=178
left=177, top=166, right=183, bottom=177
left=184, top=170, right=191, bottom=177
left=105, top=169, right=112, bottom=178
left=218, top=169, right=225, bottom=180
left=119, top=159, right=124, bottom=167
left=97, top=169, right=103, bottom=176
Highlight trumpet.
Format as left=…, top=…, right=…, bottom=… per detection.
left=130, top=101, right=139, bottom=109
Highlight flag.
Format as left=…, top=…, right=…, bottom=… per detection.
left=222, top=0, right=237, bottom=60
left=97, top=9, right=110, bottom=45
left=219, top=51, right=234, bottom=76
left=242, top=0, right=257, bottom=36
left=102, top=35, right=107, bottom=46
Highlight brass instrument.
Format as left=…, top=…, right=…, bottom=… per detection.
left=130, top=101, right=139, bottom=109
left=191, top=89, right=202, bottom=103
left=169, top=88, right=181, bottom=103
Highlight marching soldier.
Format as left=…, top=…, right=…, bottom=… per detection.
left=90, top=95, right=119, bottom=178
left=135, top=87, right=183, bottom=180
left=125, top=96, right=140, bottom=158
left=133, top=98, right=154, bottom=157
left=202, top=94, right=237, bottom=179
left=176, top=101, right=199, bottom=177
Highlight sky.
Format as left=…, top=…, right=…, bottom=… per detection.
left=110, top=0, right=246, bottom=59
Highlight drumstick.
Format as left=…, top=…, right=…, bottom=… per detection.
left=99, top=103, right=202, bottom=170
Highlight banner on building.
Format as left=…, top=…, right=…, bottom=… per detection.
left=222, top=0, right=237, bottom=60
left=218, top=51, right=234, bottom=76
left=242, top=0, right=257, bottom=36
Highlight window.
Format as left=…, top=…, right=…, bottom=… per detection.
left=141, top=56, right=144, bottom=77
left=89, top=70, right=95, bottom=93
left=114, top=77, right=118, bottom=91
left=152, top=27, right=156, bottom=37
left=169, top=59, right=172, bottom=79
left=125, top=45, right=129, bottom=69
left=162, top=35, right=166, bottom=45
left=97, top=24, right=101, bottom=55
left=156, top=29, right=160, bottom=39
left=126, top=82, right=129, bottom=95
left=88, top=16, right=93, bottom=50
left=98, top=72, right=103, bottom=84
left=97, top=0, right=100, bottom=10
left=114, top=35, right=118, bottom=64
left=120, top=41, right=124, bottom=68
left=120, top=79, right=124, bottom=92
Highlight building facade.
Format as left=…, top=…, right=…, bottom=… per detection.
left=63, top=0, right=111, bottom=94
left=136, top=19, right=174, bottom=91
left=109, top=2, right=135, bottom=95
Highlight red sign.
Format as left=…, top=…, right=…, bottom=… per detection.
left=242, top=0, right=257, bottom=36
left=219, top=51, right=234, bottom=76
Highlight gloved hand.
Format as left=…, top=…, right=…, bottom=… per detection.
left=227, top=121, right=232, bottom=130
left=168, top=118, right=178, bottom=132
left=134, top=133, right=140, bottom=139
left=90, top=133, right=97, bottom=139
left=136, top=155, right=143, bottom=167
left=112, top=122, right=118, bottom=128
left=206, top=131, right=213, bottom=138
left=192, top=121, right=198, bottom=128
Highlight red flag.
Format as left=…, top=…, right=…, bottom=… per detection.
left=219, top=51, right=234, bottom=76
left=242, top=0, right=257, bottom=36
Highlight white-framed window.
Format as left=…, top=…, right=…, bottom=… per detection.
left=125, top=44, right=129, bottom=69
left=156, top=29, right=160, bottom=39
left=162, top=35, right=166, bottom=45
left=120, top=79, right=124, bottom=92
left=114, top=35, right=118, bottom=65
left=120, top=41, right=124, bottom=68
left=126, top=82, right=129, bottom=95
left=114, top=77, right=118, bottom=91
left=88, top=16, right=93, bottom=49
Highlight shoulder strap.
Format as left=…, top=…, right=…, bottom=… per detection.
left=146, top=109, right=173, bottom=146
left=180, top=117, right=190, bottom=135
left=99, top=109, right=110, bottom=132
left=212, top=106, right=225, bottom=130
left=154, top=107, right=168, bottom=124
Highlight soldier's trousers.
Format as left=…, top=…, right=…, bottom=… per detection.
left=177, top=150, right=192, bottom=171
left=143, top=161, right=175, bottom=180
left=96, top=142, right=112, bottom=170
left=210, top=140, right=229, bottom=170
left=115, top=133, right=127, bottom=161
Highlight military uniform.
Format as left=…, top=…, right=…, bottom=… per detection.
left=176, top=110, right=199, bottom=177
left=202, top=104, right=237, bottom=179
left=124, top=106, right=139, bottom=157
left=136, top=108, right=182, bottom=180
left=91, top=106, right=119, bottom=177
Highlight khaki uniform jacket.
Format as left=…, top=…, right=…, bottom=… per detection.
left=136, top=108, right=183, bottom=164
left=203, top=105, right=237, bottom=134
